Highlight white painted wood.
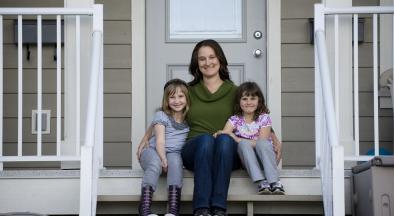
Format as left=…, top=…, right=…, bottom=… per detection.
left=334, top=15, right=339, bottom=128
left=324, top=0, right=354, bottom=158
left=332, top=146, right=345, bottom=216
left=56, top=15, right=62, bottom=156
left=17, top=15, right=22, bottom=157
left=63, top=0, right=94, bottom=169
left=0, top=15, right=3, bottom=171
left=37, top=15, right=42, bottom=156
left=353, top=14, right=360, bottom=156
left=373, top=14, right=379, bottom=156
left=131, top=0, right=145, bottom=169
left=0, top=7, right=93, bottom=15
left=267, top=0, right=282, bottom=141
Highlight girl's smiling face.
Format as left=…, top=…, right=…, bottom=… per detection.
left=240, top=94, right=259, bottom=115
left=168, top=87, right=187, bottom=113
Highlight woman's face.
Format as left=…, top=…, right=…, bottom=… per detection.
left=197, top=46, right=220, bottom=79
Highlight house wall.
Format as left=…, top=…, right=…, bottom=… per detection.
left=281, top=0, right=392, bottom=168
left=0, top=0, right=132, bottom=167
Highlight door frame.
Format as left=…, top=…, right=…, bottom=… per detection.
left=131, top=0, right=282, bottom=168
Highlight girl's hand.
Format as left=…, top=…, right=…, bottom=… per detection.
left=161, top=158, right=168, bottom=173
left=137, top=138, right=149, bottom=161
left=271, top=132, right=282, bottom=164
left=213, top=130, right=223, bottom=137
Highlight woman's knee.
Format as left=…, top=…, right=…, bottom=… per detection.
left=195, top=134, right=215, bottom=152
left=216, top=134, right=237, bottom=154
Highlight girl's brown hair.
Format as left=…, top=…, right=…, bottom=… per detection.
left=188, top=39, right=231, bottom=86
left=233, top=81, right=270, bottom=120
left=162, top=79, right=190, bottom=118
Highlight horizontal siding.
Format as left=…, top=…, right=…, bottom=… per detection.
left=99, top=0, right=132, bottom=167
left=0, top=0, right=63, bottom=7
left=3, top=94, right=63, bottom=117
left=283, top=142, right=315, bottom=167
left=104, top=69, right=131, bottom=93
left=104, top=142, right=132, bottom=166
left=97, top=0, right=131, bottom=21
left=3, top=118, right=130, bottom=143
left=4, top=69, right=64, bottom=93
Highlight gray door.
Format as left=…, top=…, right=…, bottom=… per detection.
left=146, top=0, right=266, bottom=124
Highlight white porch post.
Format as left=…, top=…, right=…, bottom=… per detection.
left=323, top=0, right=354, bottom=160
left=62, top=0, right=95, bottom=169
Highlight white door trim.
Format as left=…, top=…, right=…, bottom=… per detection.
left=131, top=0, right=281, bottom=169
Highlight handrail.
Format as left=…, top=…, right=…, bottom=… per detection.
left=314, top=19, right=345, bottom=216
left=315, top=30, right=340, bottom=148
left=323, top=6, right=394, bottom=14
left=79, top=30, right=102, bottom=216
left=0, top=8, right=95, bottom=15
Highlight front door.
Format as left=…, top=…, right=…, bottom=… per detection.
left=146, top=0, right=267, bottom=124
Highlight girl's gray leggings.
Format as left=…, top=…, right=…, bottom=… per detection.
left=139, top=147, right=183, bottom=191
left=237, top=139, right=279, bottom=183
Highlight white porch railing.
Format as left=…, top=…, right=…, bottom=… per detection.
left=0, top=5, right=103, bottom=216
left=314, top=4, right=394, bottom=216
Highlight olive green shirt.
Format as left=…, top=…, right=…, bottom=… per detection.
left=186, top=80, right=237, bottom=139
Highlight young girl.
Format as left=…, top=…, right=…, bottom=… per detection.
left=136, top=79, right=190, bottom=216
left=216, top=81, right=285, bottom=195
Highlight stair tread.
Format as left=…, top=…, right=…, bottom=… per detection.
left=98, top=194, right=322, bottom=202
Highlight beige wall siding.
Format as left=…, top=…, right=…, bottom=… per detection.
left=97, top=0, right=132, bottom=167
left=1, top=0, right=132, bottom=167
left=281, top=0, right=391, bottom=167
left=281, top=0, right=320, bottom=167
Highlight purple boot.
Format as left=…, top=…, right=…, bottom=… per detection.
left=138, top=186, right=158, bottom=216
left=165, top=185, right=181, bottom=216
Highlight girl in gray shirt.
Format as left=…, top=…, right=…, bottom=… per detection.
left=137, top=79, right=190, bottom=216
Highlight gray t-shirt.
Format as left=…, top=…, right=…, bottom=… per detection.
left=148, top=111, right=189, bottom=153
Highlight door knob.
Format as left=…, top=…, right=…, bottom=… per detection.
left=254, top=49, right=262, bottom=57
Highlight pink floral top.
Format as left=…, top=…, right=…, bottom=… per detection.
left=228, top=113, right=272, bottom=140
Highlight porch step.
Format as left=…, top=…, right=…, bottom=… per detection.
left=97, top=169, right=324, bottom=215
left=0, top=168, right=332, bottom=215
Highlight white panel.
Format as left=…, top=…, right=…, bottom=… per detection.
left=168, top=0, right=244, bottom=41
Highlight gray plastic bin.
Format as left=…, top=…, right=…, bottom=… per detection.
left=352, top=156, right=394, bottom=216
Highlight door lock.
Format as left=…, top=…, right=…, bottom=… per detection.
left=253, top=30, right=262, bottom=39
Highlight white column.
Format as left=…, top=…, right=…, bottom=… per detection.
left=62, top=0, right=94, bottom=169
left=323, top=0, right=354, bottom=159
left=131, top=0, right=146, bottom=169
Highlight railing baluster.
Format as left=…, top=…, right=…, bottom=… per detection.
left=334, top=15, right=339, bottom=126
left=76, top=15, right=80, bottom=156
left=353, top=14, right=359, bottom=156
left=37, top=15, right=42, bottom=156
left=373, top=13, right=379, bottom=156
left=18, top=15, right=23, bottom=156
left=0, top=15, right=3, bottom=170
left=56, top=15, right=61, bottom=156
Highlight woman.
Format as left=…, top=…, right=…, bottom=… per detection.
left=138, top=39, right=282, bottom=216
left=182, top=39, right=240, bottom=216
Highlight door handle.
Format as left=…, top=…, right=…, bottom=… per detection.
left=253, top=49, right=262, bottom=57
